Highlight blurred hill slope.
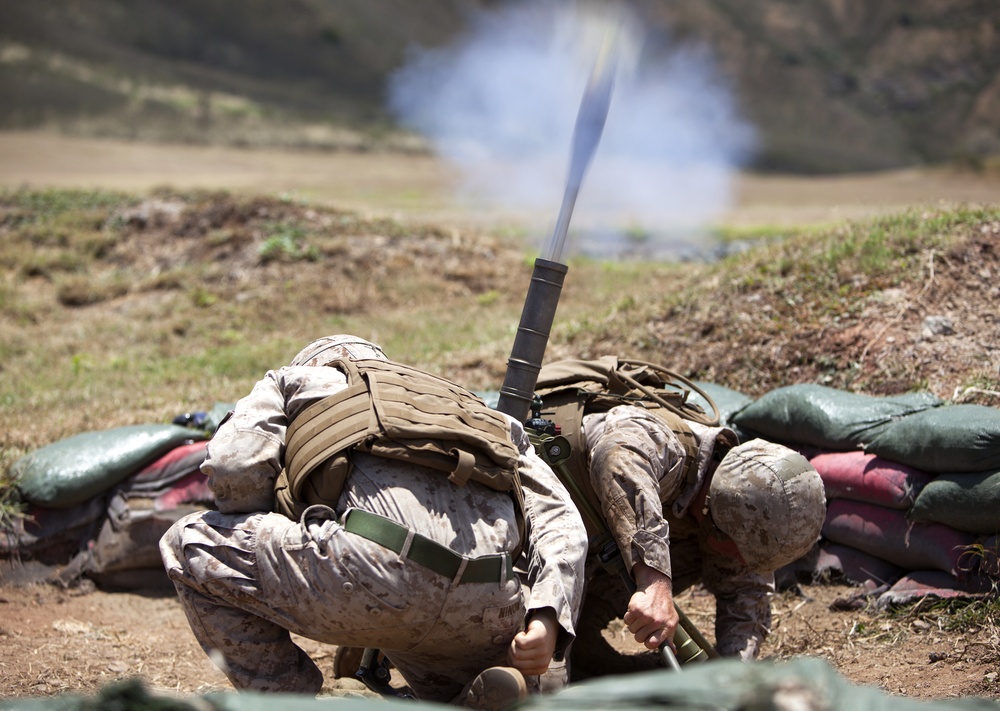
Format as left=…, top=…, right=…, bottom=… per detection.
left=1, top=0, right=998, bottom=172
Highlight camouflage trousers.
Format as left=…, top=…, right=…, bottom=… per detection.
left=159, top=505, right=524, bottom=702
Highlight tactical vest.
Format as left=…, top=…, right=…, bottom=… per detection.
left=530, top=356, right=720, bottom=539
left=274, top=358, right=524, bottom=525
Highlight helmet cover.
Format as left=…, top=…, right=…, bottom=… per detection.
left=289, top=335, right=387, bottom=367
left=708, top=439, right=826, bottom=572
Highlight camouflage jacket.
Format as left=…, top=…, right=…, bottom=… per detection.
left=202, top=362, right=589, bottom=644
left=582, top=404, right=773, bottom=659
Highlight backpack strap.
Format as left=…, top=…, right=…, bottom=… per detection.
left=535, top=387, right=704, bottom=539
left=644, top=404, right=701, bottom=490
left=537, top=389, right=613, bottom=539
left=285, top=362, right=372, bottom=485
left=274, top=360, right=371, bottom=518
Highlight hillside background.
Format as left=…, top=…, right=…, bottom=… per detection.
left=2, top=0, right=999, bottom=174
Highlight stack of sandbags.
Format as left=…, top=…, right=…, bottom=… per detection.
left=2, top=417, right=224, bottom=589
left=11, top=424, right=209, bottom=510
left=71, top=439, right=215, bottom=590
left=730, top=384, right=1000, bottom=608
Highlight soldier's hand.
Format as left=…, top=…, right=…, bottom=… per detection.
left=508, top=607, right=559, bottom=676
left=625, top=561, right=679, bottom=650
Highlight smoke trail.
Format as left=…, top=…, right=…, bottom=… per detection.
left=387, top=1, right=756, bottom=259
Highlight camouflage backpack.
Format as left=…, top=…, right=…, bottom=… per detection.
left=529, top=356, right=720, bottom=538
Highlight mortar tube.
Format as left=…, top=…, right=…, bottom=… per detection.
left=495, top=258, right=568, bottom=422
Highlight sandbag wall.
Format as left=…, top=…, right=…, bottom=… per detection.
left=722, top=383, right=1000, bottom=608
left=0, top=404, right=232, bottom=588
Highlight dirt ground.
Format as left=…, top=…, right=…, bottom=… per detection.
left=0, top=576, right=997, bottom=703
left=1, top=131, right=999, bottom=705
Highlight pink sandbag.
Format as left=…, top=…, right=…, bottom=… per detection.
left=810, top=450, right=935, bottom=509
left=123, top=441, right=209, bottom=494
left=776, top=540, right=904, bottom=588
left=821, top=499, right=978, bottom=576
left=153, top=470, right=214, bottom=511
left=817, top=542, right=904, bottom=587
left=875, top=569, right=994, bottom=610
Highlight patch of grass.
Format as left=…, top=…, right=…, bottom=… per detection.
left=258, top=225, right=320, bottom=263
left=711, top=224, right=801, bottom=244
left=189, top=286, right=218, bottom=309
left=476, top=290, right=500, bottom=306
left=724, top=208, right=975, bottom=317
left=0, top=448, right=27, bottom=534
left=2, top=188, right=135, bottom=220
left=56, top=273, right=130, bottom=306
left=886, top=592, right=1000, bottom=664
left=20, top=248, right=89, bottom=277
left=936, top=596, right=1000, bottom=636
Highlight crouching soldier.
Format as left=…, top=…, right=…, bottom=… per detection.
left=528, top=357, right=827, bottom=679
left=160, top=335, right=588, bottom=708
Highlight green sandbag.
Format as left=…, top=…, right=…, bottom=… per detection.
left=730, top=384, right=941, bottom=450
left=909, top=470, right=1000, bottom=534
left=523, top=656, right=1000, bottom=711
left=866, top=404, right=1000, bottom=473
left=13, top=425, right=209, bottom=509
left=690, top=381, right=753, bottom=427
left=204, top=401, right=236, bottom=434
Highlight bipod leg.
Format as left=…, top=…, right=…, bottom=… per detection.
left=355, top=647, right=411, bottom=699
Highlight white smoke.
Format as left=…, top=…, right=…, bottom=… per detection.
left=387, top=1, right=756, bottom=259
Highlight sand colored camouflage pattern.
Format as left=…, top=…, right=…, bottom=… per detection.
left=580, top=405, right=776, bottom=660
left=160, top=339, right=587, bottom=701
left=709, top=439, right=827, bottom=573
left=289, top=334, right=387, bottom=367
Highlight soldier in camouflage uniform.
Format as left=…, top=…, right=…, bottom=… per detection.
left=569, top=404, right=826, bottom=678
left=159, top=336, right=588, bottom=706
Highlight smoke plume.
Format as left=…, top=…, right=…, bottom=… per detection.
left=387, top=2, right=756, bottom=259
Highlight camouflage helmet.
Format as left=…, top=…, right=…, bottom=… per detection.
left=289, top=335, right=387, bottom=367
left=708, top=439, right=826, bottom=572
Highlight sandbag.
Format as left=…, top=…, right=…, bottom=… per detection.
left=865, top=404, right=1000, bottom=473
left=817, top=542, right=905, bottom=587
left=83, top=494, right=202, bottom=590
left=809, top=450, right=935, bottom=509
left=12, top=425, right=209, bottom=509
left=821, top=499, right=978, bottom=576
left=690, top=381, right=753, bottom=426
left=4, top=657, right=999, bottom=711
left=152, top=470, right=214, bottom=511
left=730, top=384, right=941, bottom=450
left=121, top=441, right=209, bottom=497
left=521, top=656, right=999, bottom=711
left=909, top=470, right=1000, bottom=534
left=776, top=540, right=903, bottom=589
left=875, top=570, right=995, bottom=611
left=0, top=498, right=106, bottom=559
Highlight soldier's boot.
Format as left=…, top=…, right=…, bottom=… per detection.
left=455, top=666, right=528, bottom=710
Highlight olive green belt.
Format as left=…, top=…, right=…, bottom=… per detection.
left=342, top=508, right=514, bottom=585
